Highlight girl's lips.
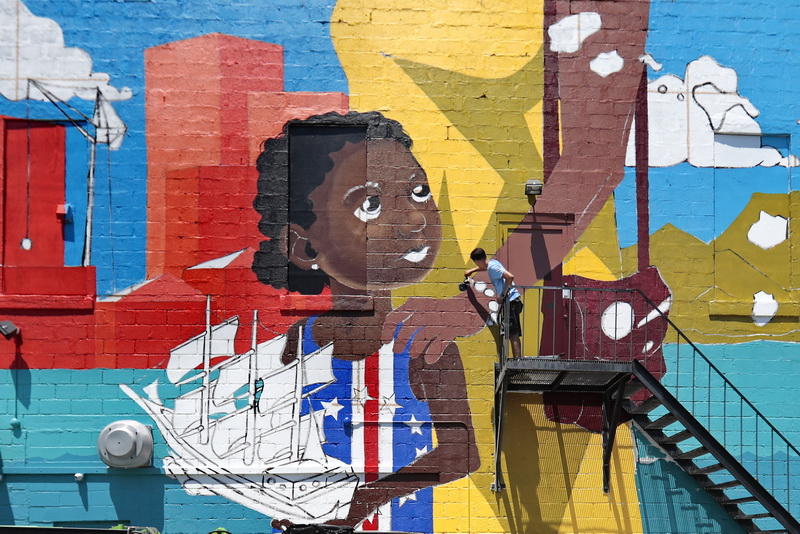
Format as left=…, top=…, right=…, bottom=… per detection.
left=401, top=245, right=430, bottom=263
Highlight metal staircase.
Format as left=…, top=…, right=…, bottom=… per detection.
left=492, top=278, right=800, bottom=534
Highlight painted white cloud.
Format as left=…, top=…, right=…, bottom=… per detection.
left=752, top=290, right=778, bottom=327
left=590, top=50, right=624, bottom=78
left=548, top=12, right=601, bottom=53
left=0, top=0, right=132, bottom=102
left=625, top=55, right=797, bottom=169
left=747, top=211, right=788, bottom=250
left=639, top=53, right=663, bottom=72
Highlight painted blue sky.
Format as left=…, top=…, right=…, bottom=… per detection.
left=617, top=0, right=800, bottom=247
left=0, top=0, right=346, bottom=295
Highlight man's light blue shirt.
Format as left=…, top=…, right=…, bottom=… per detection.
left=488, top=259, right=520, bottom=301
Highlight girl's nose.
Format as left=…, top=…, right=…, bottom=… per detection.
left=397, top=208, right=427, bottom=238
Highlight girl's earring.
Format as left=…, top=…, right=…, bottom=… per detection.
left=311, top=264, right=319, bottom=270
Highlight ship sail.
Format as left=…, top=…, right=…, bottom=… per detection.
left=212, top=408, right=252, bottom=459
left=211, top=350, right=252, bottom=408
left=121, top=304, right=360, bottom=522
left=172, top=388, right=205, bottom=436
left=301, top=343, right=336, bottom=392
left=167, top=316, right=239, bottom=385
left=212, top=335, right=288, bottom=407
left=257, top=366, right=298, bottom=415
left=300, top=409, right=328, bottom=463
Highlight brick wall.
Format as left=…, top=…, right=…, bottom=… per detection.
left=0, top=1, right=799, bottom=533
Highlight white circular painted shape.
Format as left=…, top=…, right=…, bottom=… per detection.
left=747, top=211, right=788, bottom=250
left=601, top=301, right=634, bottom=340
left=548, top=12, right=602, bottom=53
left=20, top=238, right=32, bottom=250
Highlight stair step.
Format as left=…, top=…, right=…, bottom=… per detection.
left=685, top=462, right=725, bottom=475
left=629, top=396, right=662, bottom=415
left=674, top=446, right=709, bottom=460
left=735, top=512, right=772, bottom=520
left=645, top=413, right=677, bottom=430
left=703, top=479, right=743, bottom=491
left=659, top=430, right=693, bottom=445
left=717, top=495, right=757, bottom=506
left=623, top=378, right=644, bottom=397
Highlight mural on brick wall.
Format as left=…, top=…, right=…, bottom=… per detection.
left=122, top=111, right=489, bottom=530
left=624, top=56, right=798, bottom=170
left=4, top=0, right=800, bottom=533
left=0, top=0, right=129, bottom=266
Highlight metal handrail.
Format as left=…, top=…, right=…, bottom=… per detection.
left=626, top=285, right=800, bottom=460
left=510, top=283, right=800, bottom=458
left=502, top=282, right=800, bottom=529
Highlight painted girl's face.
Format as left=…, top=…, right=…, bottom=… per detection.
left=302, top=138, right=441, bottom=291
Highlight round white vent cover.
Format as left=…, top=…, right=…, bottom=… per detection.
left=98, top=420, right=153, bottom=468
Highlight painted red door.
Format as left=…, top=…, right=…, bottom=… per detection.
left=2, top=119, right=66, bottom=268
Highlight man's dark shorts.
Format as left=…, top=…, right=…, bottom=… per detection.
left=503, top=298, right=523, bottom=338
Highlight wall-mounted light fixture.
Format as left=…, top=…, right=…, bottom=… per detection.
left=525, top=179, right=543, bottom=197
left=98, top=420, right=154, bottom=468
left=0, top=321, right=20, bottom=340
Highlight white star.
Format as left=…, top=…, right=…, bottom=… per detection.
left=321, top=398, right=344, bottom=420
left=353, top=387, right=374, bottom=406
left=398, top=492, right=418, bottom=507
left=415, top=445, right=429, bottom=458
left=405, top=415, right=425, bottom=435
left=379, top=393, right=402, bottom=416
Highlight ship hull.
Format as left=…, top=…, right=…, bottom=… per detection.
left=121, top=384, right=360, bottom=522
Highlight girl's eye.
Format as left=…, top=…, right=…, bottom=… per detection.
left=411, top=184, right=431, bottom=203
left=354, top=195, right=381, bottom=222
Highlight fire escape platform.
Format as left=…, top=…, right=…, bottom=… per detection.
left=498, top=357, right=634, bottom=395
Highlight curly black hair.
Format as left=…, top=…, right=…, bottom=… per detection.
left=252, top=111, right=413, bottom=295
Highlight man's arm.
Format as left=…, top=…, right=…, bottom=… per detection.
left=500, top=269, right=514, bottom=300
left=464, top=265, right=483, bottom=277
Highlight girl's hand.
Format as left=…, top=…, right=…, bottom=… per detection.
left=382, top=291, right=491, bottom=364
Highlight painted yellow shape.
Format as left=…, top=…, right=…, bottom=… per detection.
left=331, top=0, right=544, bottom=258
left=714, top=192, right=791, bottom=294
left=621, top=194, right=800, bottom=343
left=434, top=477, right=505, bottom=534
left=433, top=381, right=646, bottom=534
left=714, top=249, right=789, bottom=303
left=573, top=191, right=800, bottom=342
left=566, top=194, right=623, bottom=278
left=563, top=247, right=617, bottom=281
left=557, top=423, right=644, bottom=534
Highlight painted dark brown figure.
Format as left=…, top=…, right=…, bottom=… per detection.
left=253, top=111, right=487, bottom=528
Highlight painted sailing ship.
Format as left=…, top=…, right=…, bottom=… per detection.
left=121, top=301, right=360, bottom=522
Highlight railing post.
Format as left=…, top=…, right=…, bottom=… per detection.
left=502, top=296, right=510, bottom=364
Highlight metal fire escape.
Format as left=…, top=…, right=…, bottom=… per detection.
left=492, top=280, right=800, bottom=534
